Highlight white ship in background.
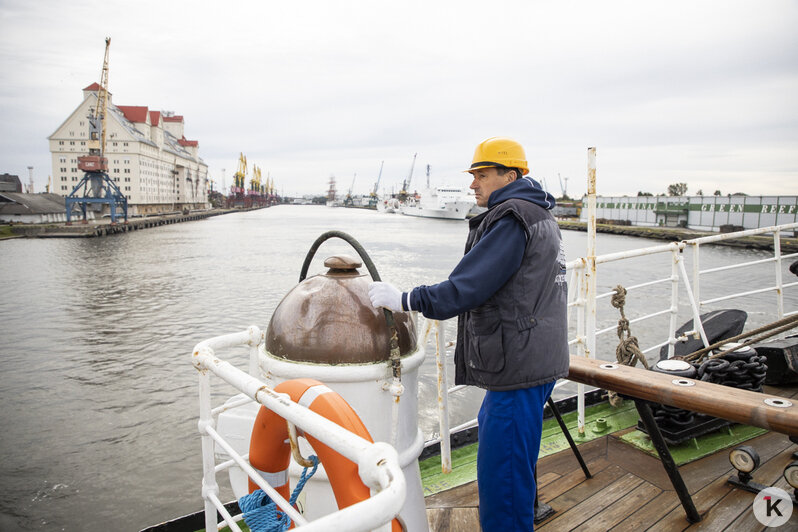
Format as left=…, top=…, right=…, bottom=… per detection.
left=400, top=164, right=476, bottom=220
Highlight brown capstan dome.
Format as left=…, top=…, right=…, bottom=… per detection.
left=266, top=254, right=416, bottom=364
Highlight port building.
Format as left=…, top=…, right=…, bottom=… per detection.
left=581, top=195, right=798, bottom=232
left=48, top=84, right=209, bottom=215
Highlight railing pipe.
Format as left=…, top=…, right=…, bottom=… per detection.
left=775, top=229, right=784, bottom=320
left=435, top=321, right=452, bottom=474
left=691, top=242, right=701, bottom=312
left=667, top=250, right=680, bottom=359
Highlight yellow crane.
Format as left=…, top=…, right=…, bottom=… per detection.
left=233, top=153, right=247, bottom=190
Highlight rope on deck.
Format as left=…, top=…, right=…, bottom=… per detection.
left=238, top=455, right=319, bottom=532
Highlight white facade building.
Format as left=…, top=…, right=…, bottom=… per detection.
left=48, top=83, right=209, bottom=215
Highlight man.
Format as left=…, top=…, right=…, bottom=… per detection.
left=368, top=137, right=569, bottom=531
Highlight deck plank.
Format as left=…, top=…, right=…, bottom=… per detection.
left=609, top=490, right=681, bottom=531
left=426, top=507, right=481, bottom=532
left=425, top=480, right=479, bottom=509
left=538, top=457, right=612, bottom=502
left=646, top=475, right=732, bottom=532
left=538, top=473, right=644, bottom=530
left=585, top=479, right=663, bottom=531
left=537, top=464, right=628, bottom=527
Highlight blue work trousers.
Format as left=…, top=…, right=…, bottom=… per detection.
left=477, top=382, right=555, bottom=532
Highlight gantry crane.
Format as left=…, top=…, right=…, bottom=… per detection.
left=66, top=37, right=128, bottom=224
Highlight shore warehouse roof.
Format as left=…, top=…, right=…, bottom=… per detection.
left=0, top=193, right=89, bottom=223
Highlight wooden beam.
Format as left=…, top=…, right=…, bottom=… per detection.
left=567, top=355, right=798, bottom=436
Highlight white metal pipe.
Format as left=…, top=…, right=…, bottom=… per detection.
left=594, top=241, right=683, bottom=266
left=211, top=395, right=253, bottom=416
left=595, top=276, right=673, bottom=299
left=667, top=250, right=680, bottom=359
left=775, top=229, right=784, bottom=320
left=700, top=256, right=782, bottom=275
left=691, top=242, right=701, bottom=313
left=594, top=308, right=673, bottom=337
left=435, top=321, right=452, bottom=474
left=702, top=285, right=785, bottom=305
left=689, top=222, right=798, bottom=245
left=198, top=371, right=220, bottom=532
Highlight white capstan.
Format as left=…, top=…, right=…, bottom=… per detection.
left=368, top=281, right=404, bottom=312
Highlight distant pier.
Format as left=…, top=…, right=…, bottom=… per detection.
left=0, top=207, right=265, bottom=239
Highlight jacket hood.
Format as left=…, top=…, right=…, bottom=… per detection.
left=488, top=176, right=556, bottom=210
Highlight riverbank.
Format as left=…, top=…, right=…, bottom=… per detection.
left=0, top=207, right=266, bottom=239
left=557, top=219, right=798, bottom=253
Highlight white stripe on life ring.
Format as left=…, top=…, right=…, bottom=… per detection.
left=297, top=384, right=333, bottom=409
left=253, top=467, right=288, bottom=488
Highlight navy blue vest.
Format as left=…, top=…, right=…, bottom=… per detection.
left=454, top=198, right=569, bottom=390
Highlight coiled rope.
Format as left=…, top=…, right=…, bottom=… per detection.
left=238, top=455, right=319, bottom=532
left=608, top=285, right=649, bottom=406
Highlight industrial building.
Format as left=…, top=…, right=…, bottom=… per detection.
left=48, top=84, right=209, bottom=216
left=580, top=195, right=798, bottom=232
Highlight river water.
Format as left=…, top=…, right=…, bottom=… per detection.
left=1, top=205, right=795, bottom=531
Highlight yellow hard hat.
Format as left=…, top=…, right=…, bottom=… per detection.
left=466, top=137, right=529, bottom=175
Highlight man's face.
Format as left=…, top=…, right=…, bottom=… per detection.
left=469, top=167, right=515, bottom=207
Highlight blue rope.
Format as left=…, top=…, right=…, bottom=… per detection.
left=238, top=455, right=320, bottom=532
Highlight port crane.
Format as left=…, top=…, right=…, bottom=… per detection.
left=558, top=173, right=569, bottom=199
left=368, top=161, right=384, bottom=208
left=398, top=153, right=417, bottom=201
left=66, top=37, right=128, bottom=224
left=228, top=153, right=248, bottom=208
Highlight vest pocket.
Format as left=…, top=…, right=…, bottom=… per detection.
left=466, top=307, right=505, bottom=373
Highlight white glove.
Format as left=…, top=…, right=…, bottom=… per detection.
left=368, top=282, right=404, bottom=312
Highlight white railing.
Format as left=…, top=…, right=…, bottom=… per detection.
left=192, top=327, right=406, bottom=532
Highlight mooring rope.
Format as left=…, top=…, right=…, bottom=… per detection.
left=607, top=285, right=650, bottom=406
left=678, top=314, right=798, bottom=363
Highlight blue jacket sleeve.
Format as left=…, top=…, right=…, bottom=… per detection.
left=406, top=215, right=527, bottom=320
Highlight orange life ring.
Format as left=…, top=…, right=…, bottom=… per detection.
left=248, top=378, right=401, bottom=531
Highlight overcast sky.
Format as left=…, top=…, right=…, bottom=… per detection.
left=1, top=0, right=796, bottom=198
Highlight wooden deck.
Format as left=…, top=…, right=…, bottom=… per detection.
left=425, top=385, right=798, bottom=531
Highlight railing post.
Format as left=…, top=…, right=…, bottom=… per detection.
left=435, top=321, right=452, bottom=474
left=576, top=267, right=587, bottom=435
left=198, top=368, right=219, bottom=532
left=585, top=147, right=597, bottom=363
left=775, top=229, right=784, bottom=320
left=580, top=147, right=598, bottom=436
left=668, top=248, right=680, bottom=359
left=691, top=242, right=701, bottom=311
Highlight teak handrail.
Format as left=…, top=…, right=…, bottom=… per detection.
left=568, top=355, right=798, bottom=437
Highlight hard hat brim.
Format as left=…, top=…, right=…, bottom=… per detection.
left=464, top=163, right=529, bottom=175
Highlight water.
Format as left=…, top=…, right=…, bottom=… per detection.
left=0, top=206, right=795, bottom=531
